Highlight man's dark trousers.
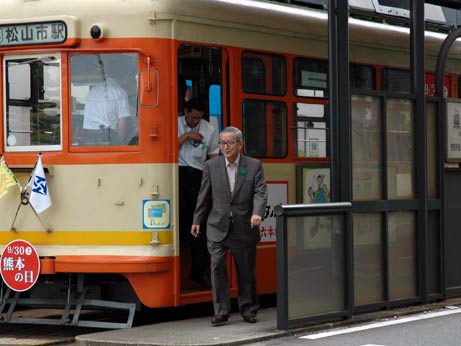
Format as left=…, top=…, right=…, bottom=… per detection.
left=179, top=166, right=209, bottom=280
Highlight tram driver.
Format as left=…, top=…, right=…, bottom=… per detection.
left=81, top=77, right=131, bottom=146
left=178, top=98, right=219, bottom=288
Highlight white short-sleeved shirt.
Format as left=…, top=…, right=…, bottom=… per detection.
left=83, top=78, right=131, bottom=130
left=178, top=116, right=219, bottom=170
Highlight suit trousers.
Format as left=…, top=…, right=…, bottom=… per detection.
left=207, top=221, right=259, bottom=317
left=179, top=166, right=209, bottom=277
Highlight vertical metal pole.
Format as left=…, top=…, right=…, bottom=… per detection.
left=337, top=2, right=351, bottom=204
left=411, top=0, right=427, bottom=303
left=329, top=0, right=351, bottom=203
left=275, top=209, right=288, bottom=330
left=435, top=27, right=461, bottom=301
left=337, top=0, right=352, bottom=317
left=329, top=0, right=352, bottom=315
left=328, top=0, right=339, bottom=203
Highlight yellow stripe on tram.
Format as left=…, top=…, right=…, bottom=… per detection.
left=0, top=231, right=173, bottom=246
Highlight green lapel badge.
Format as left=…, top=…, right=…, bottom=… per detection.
left=239, top=167, right=246, bottom=176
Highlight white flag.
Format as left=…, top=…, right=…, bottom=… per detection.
left=27, top=155, right=52, bottom=214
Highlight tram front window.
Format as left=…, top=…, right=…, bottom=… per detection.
left=4, top=54, right=61, bottom=151
left=70, top=53, right=139, bottom=147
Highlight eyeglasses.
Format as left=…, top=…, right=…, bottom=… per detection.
left=219, top=141, right=239, bottom=147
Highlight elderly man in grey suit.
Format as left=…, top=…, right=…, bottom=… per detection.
left=191, top=126, right=267, bottom=326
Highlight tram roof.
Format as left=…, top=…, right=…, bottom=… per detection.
left=0, top=0, right=460, bottom=57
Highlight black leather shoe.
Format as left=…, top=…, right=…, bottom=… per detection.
left=242, top=314, right=257, bottom=323
left=211, top=315, right=229, bottom=325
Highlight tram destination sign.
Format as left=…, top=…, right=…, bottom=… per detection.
left=0, top=21, right=67, bottom=47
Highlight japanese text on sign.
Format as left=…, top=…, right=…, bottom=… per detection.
left=0, top=21, right=67, bottom=47
left=260, top=182, right=288, bottom=243
left=0, top=240, right=40, bottom=292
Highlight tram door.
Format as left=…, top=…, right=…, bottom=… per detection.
left=177, top=44, right=224, bottom=292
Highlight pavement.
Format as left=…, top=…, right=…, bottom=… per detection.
left=74, top=298, right=461, bottom=346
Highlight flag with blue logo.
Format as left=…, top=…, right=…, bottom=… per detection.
left=27, top=155, right=51, bottom=214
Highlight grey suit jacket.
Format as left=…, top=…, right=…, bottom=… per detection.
left=193, top=155, right=267, bottom=244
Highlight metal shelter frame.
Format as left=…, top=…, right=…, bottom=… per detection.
left=274, top=0, right=456, bottom=329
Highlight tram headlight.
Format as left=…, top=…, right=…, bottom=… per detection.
left=90, top=24, right=105, bottom=39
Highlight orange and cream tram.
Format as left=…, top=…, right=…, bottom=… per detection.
left=0, top=0, right=460, bottom=325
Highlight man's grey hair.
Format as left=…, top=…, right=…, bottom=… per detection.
left=220, top=126, right=243, bottom=142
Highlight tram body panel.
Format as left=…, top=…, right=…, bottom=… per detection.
left=0, top=162, right=177, bottom=308
left=0, top=0, right=460, bottom=313
left=0, top=164, right=175, bottom=231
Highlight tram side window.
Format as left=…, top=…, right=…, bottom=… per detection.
left=242, top=99, right=287, bottom=157
left=294, top=58, right=328, bottom=98
left=350, top=64, right=376, bottom=91
left=4, top=54, right=61, bottom=151
left=293, top=103, right=329, bottom=158
left=382, top=68, right=410, bottom=94
left=241, top=51, right=286, bottom=95
left=70, top=53, right=139, bottom=147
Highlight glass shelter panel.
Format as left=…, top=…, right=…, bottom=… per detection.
left=388, top=211, right=416, bottom=300
left=4, top=54, right=61, bottom=151
left=286, top=215, right=344, bottom=318
left=353, top=213, right=384, bottom=306
left=428, top=211, right=441, bottom=295
left=70, top=53, right=139, bottom=147
left=386, top=98, right=414, bottom=199
left=352, top=95, right=381, bottom=201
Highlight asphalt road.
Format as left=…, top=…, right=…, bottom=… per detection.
left=247, top=307, right=461, bottom=346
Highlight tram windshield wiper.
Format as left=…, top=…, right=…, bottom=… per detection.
left=10, top=56, right=57, bottom=65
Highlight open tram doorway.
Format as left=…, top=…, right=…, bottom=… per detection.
left=177, top=44, right=224, bottom=293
